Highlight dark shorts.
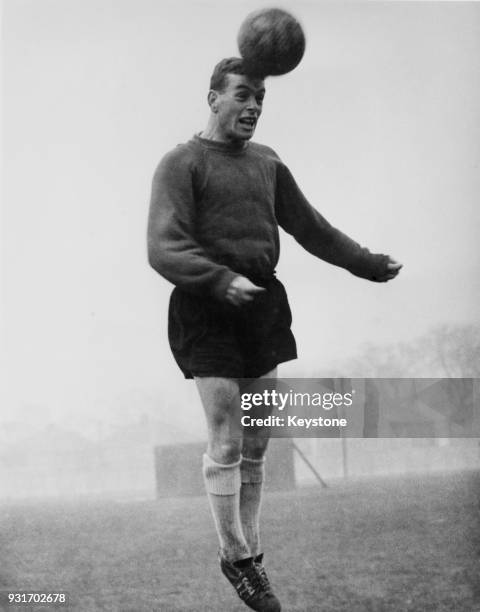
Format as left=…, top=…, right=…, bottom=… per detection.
left=168, top=277, right=297, bottom=379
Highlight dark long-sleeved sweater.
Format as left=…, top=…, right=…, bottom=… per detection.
left=147, top=134, right=389, bottom=301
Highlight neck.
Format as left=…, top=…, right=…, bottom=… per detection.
left=201, top=116, right=246, bottom=148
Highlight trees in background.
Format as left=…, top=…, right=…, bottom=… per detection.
left=341, top=323, right=480, bottom=378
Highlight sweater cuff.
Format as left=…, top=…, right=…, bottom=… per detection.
left=370, top=253, right=390, bottom=281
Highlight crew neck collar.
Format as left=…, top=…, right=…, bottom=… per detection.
left=193, top=133, right=249, bottom=154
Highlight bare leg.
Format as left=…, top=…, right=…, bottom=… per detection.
left=240, top=368, right=278, bottom=557
left=195, top=376, right=250, bottom=562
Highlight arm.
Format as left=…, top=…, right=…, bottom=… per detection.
left=147, top=148, right=238, bottom=299
left=275, top=163, right=394, bottom=281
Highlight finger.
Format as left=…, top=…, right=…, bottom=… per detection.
left=247, top=285, right=267, bottom=294
left=232, top=292, right=256, bottom=304
left=226, top=291, right=244, bottom=306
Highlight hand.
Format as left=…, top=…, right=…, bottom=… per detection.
left=375, top=257, right=403, bottom=282
left=225, top=276, right=266, bottom=306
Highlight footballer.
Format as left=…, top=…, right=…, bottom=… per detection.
left=147, top=57, right=402, bottom=611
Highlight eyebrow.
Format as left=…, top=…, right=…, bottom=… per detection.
left=234, top=85, right=266, bottom=95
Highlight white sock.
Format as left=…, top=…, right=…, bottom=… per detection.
left=240, top=456, right=265, bottom=558
left=202, top=453, right=251, bottom=562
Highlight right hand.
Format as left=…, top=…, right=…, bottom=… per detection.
left=374, top=257, right=403, bottom=282
left=225, top=276, right=266, bottom=306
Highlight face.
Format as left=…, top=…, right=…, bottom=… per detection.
left=210, top=73, right=265, bottom=143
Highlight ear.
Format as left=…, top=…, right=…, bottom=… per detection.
left=208, top=90, right=219, bottom=113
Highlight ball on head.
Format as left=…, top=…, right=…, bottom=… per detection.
left=237, top=8, right=306, bottom=77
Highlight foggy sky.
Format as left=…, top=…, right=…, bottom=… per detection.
left=2, top=0, right=480, bottom=437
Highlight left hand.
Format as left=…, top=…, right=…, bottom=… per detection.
left=375, top=257, right=403, bottom=282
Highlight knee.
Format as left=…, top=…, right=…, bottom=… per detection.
left=242, top=435, right=269, bottom=460
left=208, top=439, right=243, bottom=464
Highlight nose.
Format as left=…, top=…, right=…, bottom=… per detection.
left=247, top=96, right=261, bottom=114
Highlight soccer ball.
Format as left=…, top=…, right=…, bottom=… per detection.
left=237, top=8, right=306, bottom=77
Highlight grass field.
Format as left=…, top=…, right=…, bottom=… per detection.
left=1, top=470, right=479, bottom=612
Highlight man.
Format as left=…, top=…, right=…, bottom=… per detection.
left=147, top=57, right=401, bottom=612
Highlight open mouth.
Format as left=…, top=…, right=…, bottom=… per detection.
left=239, top=117, right=256, bottom=128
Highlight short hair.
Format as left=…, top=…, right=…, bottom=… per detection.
left=209, top=57, right=262, bottom=92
